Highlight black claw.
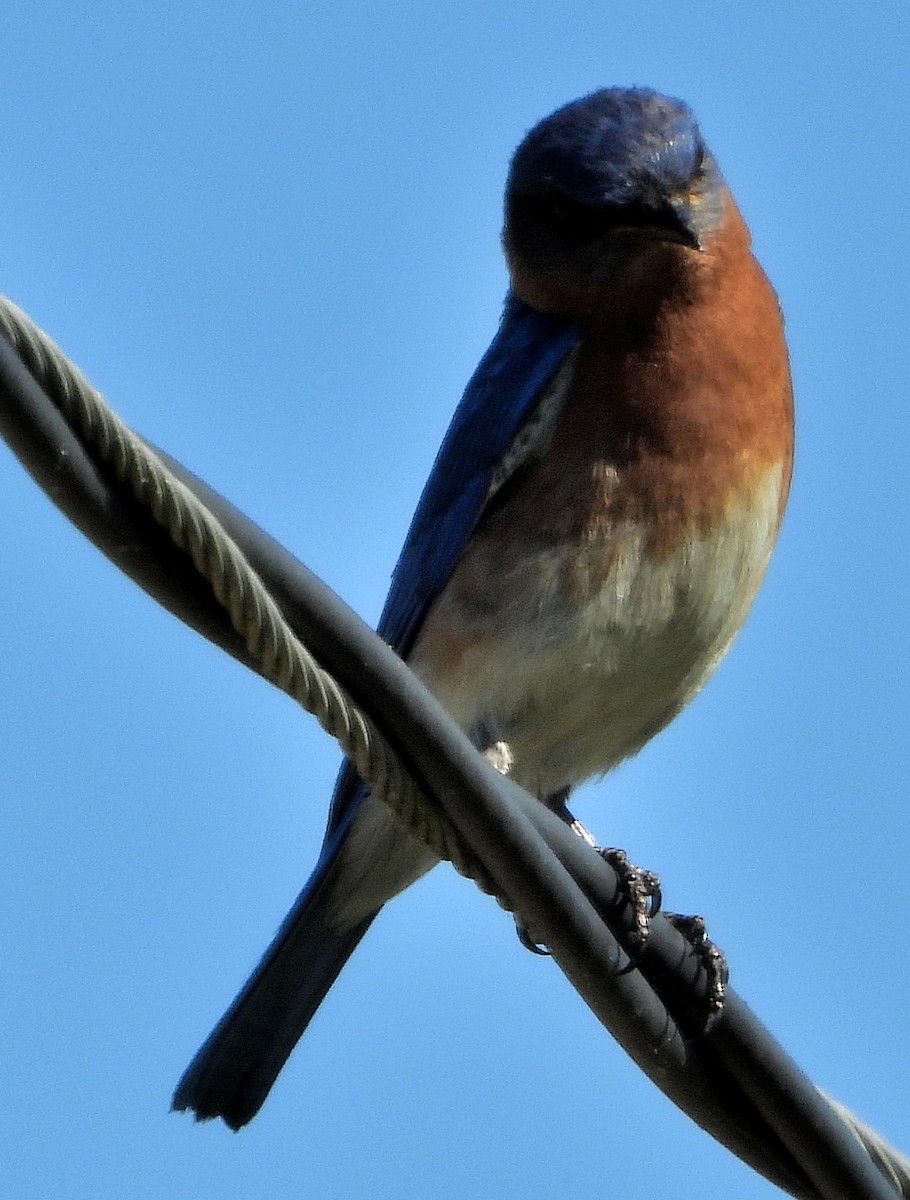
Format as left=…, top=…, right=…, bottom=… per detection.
left=643, top=873, right=662, bottom=918
left=515, top=920, right=551, bottom=956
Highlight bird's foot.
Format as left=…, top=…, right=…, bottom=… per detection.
left=513, top=844, right=662, bottom=959
left=514, top=791, right=728, bottom=1025
left=532, top=800, right=663, bottom=958
left=664, top=912, right=729, bottom=1024
left=596, top=846, right=663, bottom=954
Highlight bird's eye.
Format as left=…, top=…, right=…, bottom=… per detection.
left=513, top=191, right=600, bottom=241
left=530, top=192, right=619, bottom=243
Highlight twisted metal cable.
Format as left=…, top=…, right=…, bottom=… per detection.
left=0, top=295, right=500, bottom=899
left=820, top=1093, right=910, bottom=1198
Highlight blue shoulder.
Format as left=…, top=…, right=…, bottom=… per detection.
left=378, top=293, right=579, bottom=653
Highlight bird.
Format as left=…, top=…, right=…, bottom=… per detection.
left=173, top=86, right=793, bottom=1129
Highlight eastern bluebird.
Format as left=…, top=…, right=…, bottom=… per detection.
left=173, top=87, right=793, bottom=1128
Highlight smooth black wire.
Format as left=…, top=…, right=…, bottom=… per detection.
left=0, top=327, right=899, bottom=1200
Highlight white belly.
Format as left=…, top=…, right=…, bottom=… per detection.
left=410, top=464, right=784, bottom=799
left=331, top=464, right=783, bottom=927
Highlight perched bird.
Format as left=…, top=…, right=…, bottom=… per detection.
left=173, top=86, right=793, bottom=1128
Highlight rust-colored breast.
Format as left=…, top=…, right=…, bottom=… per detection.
left=507, top=193, right=794, bottom=559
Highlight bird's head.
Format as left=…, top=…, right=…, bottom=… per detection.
left=504, top=88, right=728, bottom=316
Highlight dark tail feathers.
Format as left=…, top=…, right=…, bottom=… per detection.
left=172, top=854, right=377, bottom=1130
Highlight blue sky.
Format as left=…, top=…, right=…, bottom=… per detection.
left=1, top=4, right=908, bottom=1198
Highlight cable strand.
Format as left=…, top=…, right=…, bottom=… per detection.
left=0, top=296, right=499, bottom=897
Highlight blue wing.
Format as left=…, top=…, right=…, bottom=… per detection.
left=170, top=294, right=581, bottom=1128
left=378, top=291, right=580, bottom=655
left=325, top=291, right=578, bottom=831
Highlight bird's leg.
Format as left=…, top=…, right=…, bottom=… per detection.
left=550, top=791, right=598, bottom=848
left=546, top=790, right=661, bottom=953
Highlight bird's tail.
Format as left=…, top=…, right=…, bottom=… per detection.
left=172, top=845, right=378, bottom=1130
